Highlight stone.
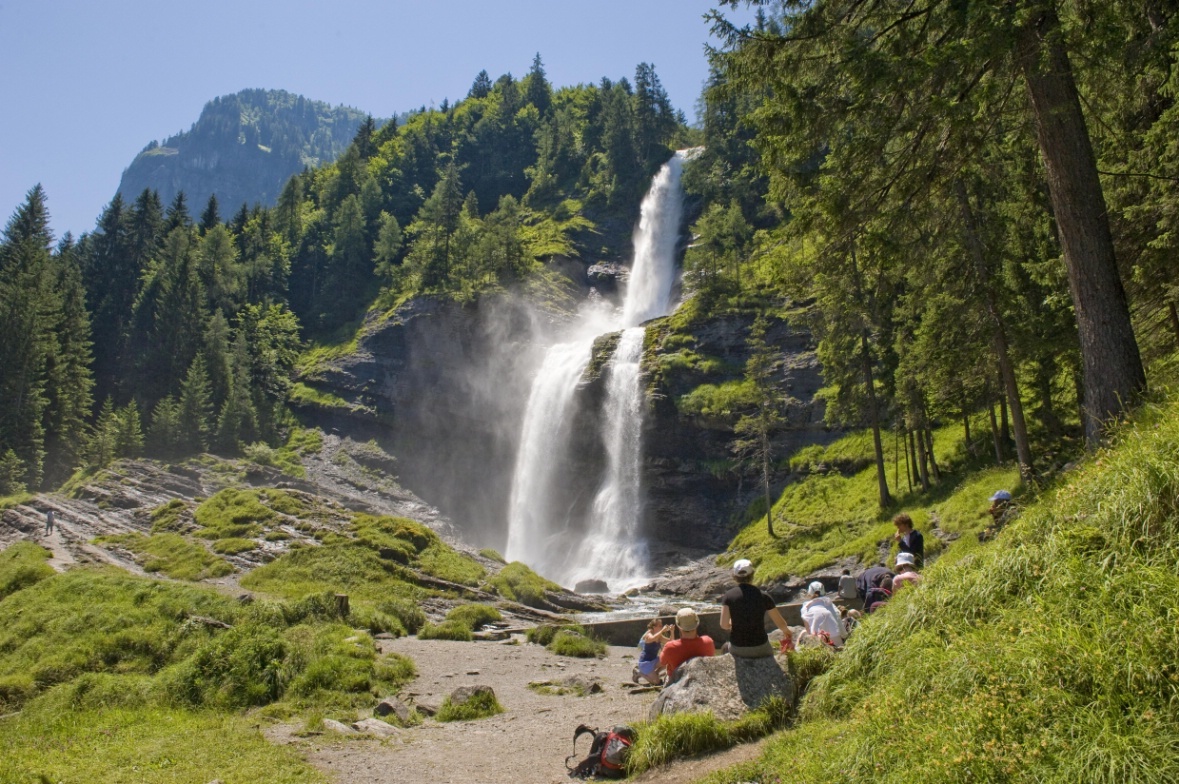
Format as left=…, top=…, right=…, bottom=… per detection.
left=415, top=701, right=439, bottom=717
left=375, top=696, right=413, bottom=723
left=353, top=718, right=400, bottom=737
left=560, top=675, right=604, bottom=695
left=574, top=578, right=610, bottom=594
left=322, top=718, right=358, bottom=735
left=649, top=654, right=794, bottom=722
left=448, top=684, right=496, bottom=707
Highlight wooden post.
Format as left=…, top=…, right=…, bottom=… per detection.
left=335, top=593, right=350, bottom=619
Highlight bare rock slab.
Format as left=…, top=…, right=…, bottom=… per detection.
left=353, top=718, right=400, bottom=737
left=649, top=654, right=794, bottom=722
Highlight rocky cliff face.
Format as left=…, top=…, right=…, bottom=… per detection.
left=295, top=285, right=838, bottom=563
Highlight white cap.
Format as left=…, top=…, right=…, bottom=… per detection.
left=990, top=489, right=1013, bottom=502
left=895, top=552, right=915, bottom=566
left=732, top=559, right=755, bottom=579
left=806, top=581, right=824, bottom=596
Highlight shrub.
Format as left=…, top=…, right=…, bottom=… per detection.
left=376, top=597, right=426, bottom=634
left=95, top=533, right=233, bottom=581
left=485, top=561, right=560, bottom=607
left=416, top=543, right=486, bottom=585
left=547, top=629, right=606, bottom=658
left=374, top=652, right=416, bottom=688
left=0, top=541, right=54, bottom=600
left=525, top=623, right=582, bottom=646
left=240, top=543, right=420, bottom=603
left=148, top=499, right=190, bottom=533
left=627, top=697, right=791, bottom=775
left=417, top=620, right=474, bottom=642
left=212, top=537, right=257, bottom=555
left=347, top=605, right=406, bottom=637
left=159, top=625, right=288, bottom=709
left=479, top=548, right=506, bottom=563
left=444, top=603, right=502, bottom=631
left=435, top=690, right=503, bottom=722
left=193, top=488, right=274, bottom=540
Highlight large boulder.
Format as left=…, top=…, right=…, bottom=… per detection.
left=649, top=654, right=794, bottom=722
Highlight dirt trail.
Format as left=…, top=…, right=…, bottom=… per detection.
left=270, top=637, right=761, bottom=784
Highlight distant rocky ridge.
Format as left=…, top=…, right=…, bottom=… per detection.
left=117, top=88, right=372, bottom=213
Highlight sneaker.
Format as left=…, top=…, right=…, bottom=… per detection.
left=631, top=666, right=640, bottom=684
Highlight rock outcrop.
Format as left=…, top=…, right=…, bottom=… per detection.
left=648, top=653, right=794, bottom=721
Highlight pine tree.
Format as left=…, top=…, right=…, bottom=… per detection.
left=147, top=396, right=183, bottom=457
left=178, top=355, right=213, bottom=452
left=199, top=194, right=221, bottom=234
left=215, top=332, right=258, bottom=451
left=469, top=70, right=493, bottom=100
left=524, top=54, right=552, bottom=115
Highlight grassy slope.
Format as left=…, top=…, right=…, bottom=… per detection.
left=725, top=418, right=1021, bottom=579
left=708, top=393, right=1179, bottom=783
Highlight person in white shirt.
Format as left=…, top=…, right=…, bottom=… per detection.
left=800, top=581, right=843, bottom=647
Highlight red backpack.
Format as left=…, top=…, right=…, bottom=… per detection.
left=566, top=723, right=636, bottom=779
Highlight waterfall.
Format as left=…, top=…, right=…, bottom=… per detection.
left=505, top=150, right=693, bottom=589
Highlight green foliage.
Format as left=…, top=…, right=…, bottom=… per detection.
left=193, top=487, right=275, bottom=539
left=417, top=620, right=474, bottom=642
left=444, top=603, right=502, bottom=631
left=149, top=498, right=190, bottom=533
left=376, top=598, right=426, bottom=635
left=485, top=561, right=559, bottom=607
left=0, top=706, right=326, bottom=784
left=240, top=543, right=419, bottom=604
left=678, top=379, right=757, bottom=420
left=547, top=629, right=606, bottom=658
left=435, top=690, right=504, bottom=722
left=416, top=542, right=486, bottom=585
left=0, top=541, right=54, bottom=600
left=96, top=533, right=233, bottom=580
left=211, top=537, right=256, bottom=555
left=710, top=394, right=1179, bottom=783
left=479, top=547, right=506, bottom=563
left=627, top=697, right=791, bottom=776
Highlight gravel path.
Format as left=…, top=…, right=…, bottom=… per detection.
left=270, top=636, right=760, bottom=784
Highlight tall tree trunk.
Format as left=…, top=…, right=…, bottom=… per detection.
left=909, top=428, right=926, bottom=491
left=915, top=426, right=931, bottom=491
left=850, top=243, right=892, bottom=508
left=926, top=425, right=941, bottom=480
left=903, top=425, right=914, bottom=493
left=956, top=179, right=1034, bottom=481
left=989, top=403, right=1004, bottom=465
left=1036, top=356, right=1062, bottom=438
left=1015, top=2, right=1145, bottom=444
left=963, top=411, right=973, bottom=456
left=1169, top=301, right=1179, bottom=348
left=761, top=430, right=776, bottom=539
left=1000, top=381, right=1010, bottom=446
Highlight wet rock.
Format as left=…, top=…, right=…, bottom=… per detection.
left=574, top=578, right=609, bottom=594
left=649, top=654, right=794, bottom=722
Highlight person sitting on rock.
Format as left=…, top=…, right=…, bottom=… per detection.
left=719, top=559, right=794, bottom=658
left=659, top=608, right=715, bottom=682
left=838, top=568, right=858, bottom=600
left=800, top=581, right=843, bottom=648
left=855, top=564, right=894, bottom=602
left=892, top=552, right=922, bottom=591
left=864, top=576, right=893, bottom=614
left=632, top=617, right=672, bottom=685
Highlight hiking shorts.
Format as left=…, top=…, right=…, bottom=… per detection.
left=728, top=642, right=774, bottom=658
left=637, top=658, right=660, bottom=678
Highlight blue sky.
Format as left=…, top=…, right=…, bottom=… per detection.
left=0, top=0, right=754, bottom=238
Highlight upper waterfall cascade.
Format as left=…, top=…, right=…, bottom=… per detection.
left=504, top=150, right=695, bottom=589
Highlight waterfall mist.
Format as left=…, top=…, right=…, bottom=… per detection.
left=504, top=150, right=693, bottom=590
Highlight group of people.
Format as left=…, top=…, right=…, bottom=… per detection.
left=632, top=558, right=793, bottom=685
left=633, top=492, right=1015, bottom=683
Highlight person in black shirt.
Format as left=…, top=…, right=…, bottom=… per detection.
left=893, top=513, right=924, bottom=567
left=719, top=559, right=793, bottom=657
left=855, top=565, right=894, bottom=601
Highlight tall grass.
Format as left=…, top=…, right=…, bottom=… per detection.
left=707, top=397, right=1179, bottom=783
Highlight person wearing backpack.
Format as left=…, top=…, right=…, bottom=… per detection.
left=864, top=575, right=893, bottom=614
left=855, top=564, right=894, bottom=601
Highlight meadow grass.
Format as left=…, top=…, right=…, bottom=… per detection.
left=0, top=541, right=53, bottom=600
left=417, top=620, right=474, bottom=641
left=547, top=629, right=607, bottom=658
left=485, top=561, right=560, bottom=607
left=705, top=395, right=1179, bottom=783
left=444, top=602, right=502, bottom=630
left=435, top=690, right=503, bottom=722
left=0, top=706, right=326, bottom=784
left=96, top=532, right=233, bottom=580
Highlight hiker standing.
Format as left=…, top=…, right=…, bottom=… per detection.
left=44, top=509, right=55, bottom=535
left=719, top=559, right=794, bottom=657
left=893, top=513, right=924, bottom=567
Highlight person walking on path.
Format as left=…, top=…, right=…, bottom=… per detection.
left=893, top=513, right=924, bottom=567
left=719, top=559, right=794, bottom=657
left=659, top=608, right=715, bottom=682
left=44, top=509, right=55, bottom=535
